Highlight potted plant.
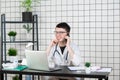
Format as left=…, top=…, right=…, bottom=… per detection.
left=12, top=75, right=19, bottom=80
left=23, top=24, right=32, bottom=40
left=85, top=62, right=91, bottom=74
left=7, top=48, right=18, bottom=62
left=21, top=0, right=40, bottom=22
left=8, top=31, right=17, bottom=42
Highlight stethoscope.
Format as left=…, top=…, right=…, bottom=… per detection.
left=53, top=43, right=68, bottom=60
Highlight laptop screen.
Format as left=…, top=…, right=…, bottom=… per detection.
left=25, top=50, right=49, bottom=71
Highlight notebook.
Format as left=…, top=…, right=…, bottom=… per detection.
left=25, top=50, right=61, bottom=71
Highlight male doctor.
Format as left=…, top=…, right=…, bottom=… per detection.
left=46, top=22, right=81, bottom=66
left=45, top=22, right=83, bottom=80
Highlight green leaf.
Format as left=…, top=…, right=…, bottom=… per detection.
left=23, top=24, right=32, bottom=33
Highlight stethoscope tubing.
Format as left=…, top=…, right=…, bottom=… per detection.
left=53, top=44, right=68, bottom=60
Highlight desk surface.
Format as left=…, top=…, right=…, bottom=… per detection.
left=1, top=66, right=110, bottom=79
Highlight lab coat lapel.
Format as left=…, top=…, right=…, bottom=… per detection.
left=56, top=45, right=63, bottom=59
left=63, top=47, right=68, bottom=60
left=56, top=45, right=68, bottom=61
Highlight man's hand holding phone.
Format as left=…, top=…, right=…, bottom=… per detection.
left=64, top=36, right=74, bottom=59
left=65, top=36, right=71, bottom=47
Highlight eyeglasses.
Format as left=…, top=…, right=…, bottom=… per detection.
left=54, top=31, right=67, bottom=35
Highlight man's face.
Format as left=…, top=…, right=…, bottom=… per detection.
left=54, top=28, right=67, bottom=42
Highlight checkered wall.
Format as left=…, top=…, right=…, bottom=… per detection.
left=0, top=0, right=120, bottom=80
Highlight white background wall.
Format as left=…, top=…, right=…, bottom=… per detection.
left=0, top=0, right=120, bottom=80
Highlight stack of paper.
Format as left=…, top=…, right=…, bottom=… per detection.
left=68, top=66, right=112, bottom=73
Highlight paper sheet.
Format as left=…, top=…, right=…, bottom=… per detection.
left=95, top=68, right=112, bottom=72
left=68, top=66, right=85, bottom=71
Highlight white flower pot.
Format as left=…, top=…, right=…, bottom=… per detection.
left=85, top=67, right=91, bottom=74
left=10, top=56, right=18, bottom=63
left=10, top=36, right=15, bottom=42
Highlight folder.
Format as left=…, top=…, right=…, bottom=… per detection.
left=3, top=65, right=28, bottom=71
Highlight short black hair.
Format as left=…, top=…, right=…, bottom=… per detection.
left=56, top=22, right=71, bottom=36
left=56, top=22, right=70, bottom=32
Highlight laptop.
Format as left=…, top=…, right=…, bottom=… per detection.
left=25, top=50, right=61, bottom=71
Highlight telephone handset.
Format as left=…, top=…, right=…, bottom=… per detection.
left=65, top=39, right=67, bottom=42
left=64, top=35, right=70, bottom=42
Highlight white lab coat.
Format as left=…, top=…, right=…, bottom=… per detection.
left=48, top=42, right=81, bottom=66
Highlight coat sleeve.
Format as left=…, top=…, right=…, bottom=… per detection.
left=71, top=43, right=81, bottom=66
left=47, top=46, right=55, bottom=60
